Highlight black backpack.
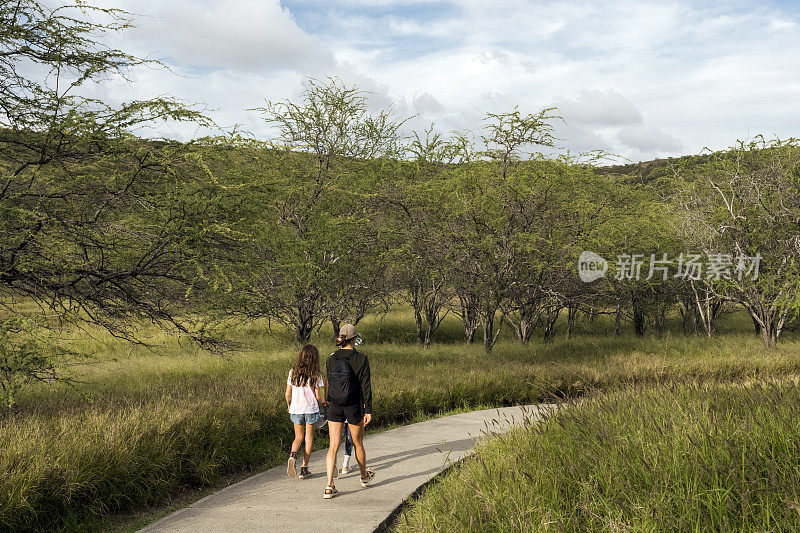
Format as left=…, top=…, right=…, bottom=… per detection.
left=328, top=353, right=359, bottom=406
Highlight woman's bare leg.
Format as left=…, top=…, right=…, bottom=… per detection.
left=348, top=420, right=367, bottom=478
left=326, top=421, right=344, bottom=486
left=303, top=424, right=314, bottom=466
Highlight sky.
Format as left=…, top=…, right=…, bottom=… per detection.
left=89, top=0, right=800, bottom=162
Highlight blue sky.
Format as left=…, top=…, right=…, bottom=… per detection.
left=95, top=0, right=800, bottom=161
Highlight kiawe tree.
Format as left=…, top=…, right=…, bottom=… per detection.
left=674, top=138, right=800, bottom=347
left=510, top=155, right=619, bottom=342
left=448, top=108, right=560, bottom=351
left=0, top=1, right=235, bottom=406
left=392, top=127, right=463, bottom=346
left=248, top=78, right=403, bottom=342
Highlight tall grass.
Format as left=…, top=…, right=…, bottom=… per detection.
left=1, top=310, right=800, bottom=531
left=397, top=382, right=800, bottom=532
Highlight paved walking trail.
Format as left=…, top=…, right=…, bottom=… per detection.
left=140, top=404, right=554, bottom=533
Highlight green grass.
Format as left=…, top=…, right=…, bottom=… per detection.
left=396, top=382, right=800, bottom=532
left=1, top=309, right=800, bottom=531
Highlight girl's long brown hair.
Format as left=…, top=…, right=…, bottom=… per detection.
left=291, top=344, right=321, bottom=387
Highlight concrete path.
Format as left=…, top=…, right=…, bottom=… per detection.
left=140, top=404, right=555, bottom=533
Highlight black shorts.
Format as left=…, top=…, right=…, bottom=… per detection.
left=327, top=403, right=364, bottom=425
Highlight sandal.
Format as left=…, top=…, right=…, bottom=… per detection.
left=360, top=468, right=375, bottom=487
left=323, top=485, right=338, bottom=499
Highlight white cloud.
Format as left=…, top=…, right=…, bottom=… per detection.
left=81, top=0, right=800, bottom=161
left=122, top=0, right=333, bottom=72
left=617, top=124, right=684, bottom=154
left=769, top=19, right=797, bottom=32
left=412, top=92, right=445, bottom=114
left=555, top=90, right=643, bottom=126
left=553, top=122, right=614, bottom=154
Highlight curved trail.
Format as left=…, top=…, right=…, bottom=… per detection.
left=140, top=404, right=555, bottom=533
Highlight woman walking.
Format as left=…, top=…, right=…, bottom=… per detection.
left=323, top=324, right=374, bottom=498
left=285, top=344, right=325, bottom=479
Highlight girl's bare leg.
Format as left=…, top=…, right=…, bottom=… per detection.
left=303, top=424, right=314, bottom=466
left=291, top=422, right=304, bottom=454
left=326, top=421, right=344, bottom=487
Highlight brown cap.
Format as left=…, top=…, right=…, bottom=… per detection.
left=338, top=324, right=359, bottom=340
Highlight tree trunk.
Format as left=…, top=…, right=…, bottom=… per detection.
left=652, top=301, right=668, bottom=337
left=565, top=305, right=578, bottom=339
left=295, top=303, right=314, bottom=343
left=410, top=285, right=425, bottom=344
left=423, top=300, right=437, bottom=348
left=678, top=291, right=698, bottom=335
left=749, top=311, right=761, bottom=336
left=512, top=301, right=537, bottom=344
left=691, top=282, right=723, bottom=337
left=479, top=299, right=505, bottom=353
left=411, top=280, right=447, bottom=347
left=614, top=304, right=622, bottom=336
left=517, top=316, right=534, bottom=343
left=631, top=290, right=646, bottom=336
left=482, top=313, right=494, bottom=352
left=352, top=305, right=367, bottom=326
left=543, top=306, right=560, bottom=342
left=762, top=323, right=777, bottom=347
left=458, top=293, right=479, bottom=344
left=706, top=299, right=723, bottom=336
left=423, top=285, right=448, bottom=347
left=330, top=316, right=341, bottom=340
left=745, top=303, right=787, bottom=348
left=414, top=307, right=424, bottom=344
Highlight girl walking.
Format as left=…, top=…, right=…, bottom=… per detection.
left=324, top=324, right=374, bottom=498
left=285, top=344, right=324, bottom=479
left=340, top=426, right=354, bottom=474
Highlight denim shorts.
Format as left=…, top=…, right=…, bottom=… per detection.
left=290, top=412, right=320, bottom=425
